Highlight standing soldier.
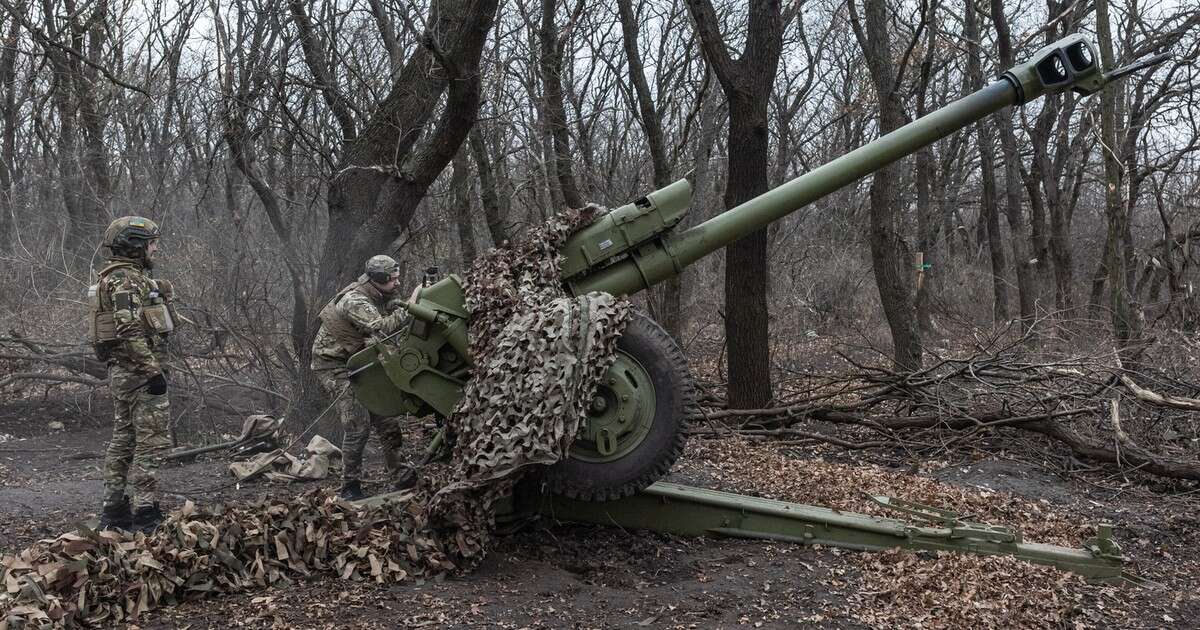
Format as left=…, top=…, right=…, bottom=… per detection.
left=89, top=216, right=177, bottom=533
left=311, top=255, right=418, bottom=500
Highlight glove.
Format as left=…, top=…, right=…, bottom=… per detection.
left=146, top=373, right=168, bottom=395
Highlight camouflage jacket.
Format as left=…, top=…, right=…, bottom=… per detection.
left=92, top=257, right=168, bottom=374
left=311, top=277, right=410, bottom=370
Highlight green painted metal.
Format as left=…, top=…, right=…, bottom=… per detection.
left=566, top=35, right=1108, bottom=298
left=343, top=32, right=1158, bottom=584
left=570, top=350, right=658, bottom=462
left=351, top=34, right=1119, bottom=421
left=515, top=482, right=1126, bottom=582
left=560, top=179, right=693, bottom=281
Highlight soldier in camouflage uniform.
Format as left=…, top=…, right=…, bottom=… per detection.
left=89, top=216, right=177, bottom=533
left=311, top=255, right=418, bottom=500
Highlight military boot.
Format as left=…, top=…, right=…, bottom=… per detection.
left=131, top=503, right=164, bottom=534
left=339, top=480, right=364, bottom=501
left=98, top=497, right=133, bottom=532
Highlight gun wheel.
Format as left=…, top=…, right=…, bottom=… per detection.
left=545, top=310, right=693, bottom=501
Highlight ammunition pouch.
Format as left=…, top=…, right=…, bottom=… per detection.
left=91, top=311, right=118, bottom=343
left=88, top=281, right=119, bottom=355
left=141, top=301, right=175, bottom=334
left=142, top=278, right=176, bottom=335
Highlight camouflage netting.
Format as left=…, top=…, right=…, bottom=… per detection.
left=1, top=206, right=630, bottom=628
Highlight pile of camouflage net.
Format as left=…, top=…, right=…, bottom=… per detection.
left=0, top=206, right=629, bottom=628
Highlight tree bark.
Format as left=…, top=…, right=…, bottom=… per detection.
left=965, top=0, right=1008, bottom=323
left=913, top=0, right=939, bottom=334
left=538, top=0, right=584, bottom=209
left=686, top=0, right=782, bottom=408
left=39, top=0, right=113, bottom=267
left=469, top=127, right=508, bottom=247
left=450, top=147, right=478, bottom=266
left=990, top=0, right=1035, bottom=330
left=850, top=0, right=922, bottom=370
left=1095, top=0, right=1142, bottom=346
left=311, top=0, right=499, bottom=298
left=0, top=11, right=20, bottom=252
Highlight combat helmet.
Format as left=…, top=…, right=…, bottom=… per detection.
left=365, top=254, right=400, bottom=284
left=103, top=216, right=161, bottom=256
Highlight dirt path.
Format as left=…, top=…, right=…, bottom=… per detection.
left=2, top=414, right=1198, bottom=628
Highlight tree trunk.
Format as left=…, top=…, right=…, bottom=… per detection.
left=965, top=0, right=1008, bottom=323
left=913, top=1, right=939, bottom=335
left=850, top=0, right=922, bottom=370
left=686, top=0, right=782, bottom=408
left=991, top=0, right=1035, bottom=330
left=40, top=0, right=111, bottom=267
left=313, top=0, right=499, bottom=298
left=451, top=147, right=478, bottom=266
left=0, top=13, right=20, bottom=252
left=539, top=0, right=583, bottom=209
left=618, top=0, right=683, bottom=341
left=1095, top=0, right=1142, bottom=346
left=469, top=127, right=508, bottom=247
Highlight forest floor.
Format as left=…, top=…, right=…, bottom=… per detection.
left=1, top=398, right=1198, bottom=629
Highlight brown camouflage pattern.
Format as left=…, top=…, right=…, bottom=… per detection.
left=418, top=203, right=629, bottom=570
left=0, top=208, right=628, bottom=625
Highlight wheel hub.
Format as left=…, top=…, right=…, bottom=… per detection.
left=572, top=350, right=657, bottom=462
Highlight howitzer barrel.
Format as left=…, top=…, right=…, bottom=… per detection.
left=567, top=34, right=1110, bottom=298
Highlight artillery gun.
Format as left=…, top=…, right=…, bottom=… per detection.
left=344, top=36, right=1167, bottom=580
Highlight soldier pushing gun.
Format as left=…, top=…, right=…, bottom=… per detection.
left=311, top=255, right=421, bottom=500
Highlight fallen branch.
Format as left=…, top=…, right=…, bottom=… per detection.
left=1118, top=374, right=1200, bottom=410
left=0, top=372, right=104, bottom=389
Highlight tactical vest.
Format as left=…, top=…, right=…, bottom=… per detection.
left=317, top=278, right=387, bottom=357
left=88, top=261, right=176, bottom=346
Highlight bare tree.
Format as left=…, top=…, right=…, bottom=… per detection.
left=964, top=0, right=1008, bottom=324
left=536, top=0, right=586, bottom=209
left=991, top=0, right=1037, bottom=330
left=0, top=8, right=21, bottom=251
left=25, top=0, right=119, bottom=265
left=849, top=0, right=923, bottom=370
left=469, top=127, right=509, bottom=247
left=687, top=0, right=783, bottom=407
left=215, top=0, right=312, bottom=361
left=450, top=147, right=478, bottom=266
left=912, top=0, right=940, bottom=333
left=299, top=0, right=501, bottom=297
left=1096, top=0, right=1143, bottom=347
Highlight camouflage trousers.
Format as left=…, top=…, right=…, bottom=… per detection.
left=315, top=369, right=407, bottom=484
left=103, top=364, right=171, bottom=510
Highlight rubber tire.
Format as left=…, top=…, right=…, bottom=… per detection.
left=544, top=310, right=694, bottom=502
